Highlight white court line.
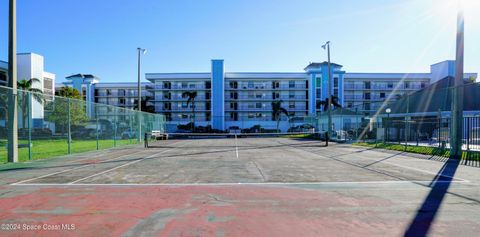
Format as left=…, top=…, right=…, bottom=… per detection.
left=283, top=141, right=470, bottom=182
left=10, top=149, right=152, bottom=185
left=10, top=180, right=471, bottom=187
left=380, top=160, right=469, bottom=182
left=68, top=141, right=189, bottom=184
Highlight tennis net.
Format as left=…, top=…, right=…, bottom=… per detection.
left=145, top=131, right=324, bottom=148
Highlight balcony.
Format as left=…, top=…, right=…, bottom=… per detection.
left=151, top=84, right=208, bottom=90
left=226, top=84, right=307, bottom=90
left=225, top=95, right=307, bottom=100
left=157, top=95, right=209, bottom=101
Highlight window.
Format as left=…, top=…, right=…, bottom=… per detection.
left=256, top=113, right=263, bottom=118
left=421, top=82, right=426, bottom=88
left=364, top=81, right=371, bottom=89
left=248, top=113, right=255, bottom=119
left=316, top=77, right=321, bottom=87
left=248, top=92, right=254, bottom=99
left=380, top=92, right=386, bottom=99
left=387, top=82, right=393, bottom=89
left=181, top=102, right=188, bottom=108
left=248, top=81, right=254, bottom=88
left=364, top=92, right=371, bottom=100
left=364, top=103, right=371, bottom=111
left=289, top=81, right=295, bottom=88
left=256, top=103, right=262, bottom=109
left=316, top=88, right=321, bottom=98
left=334, top=89, right=339, bottom=96
left=248, top=103, right=255, bottom=109
left=181, top=82, right=187, bottom=88
left=334, top=77, right=339, bottom=87
left=289, top=101, right=295, bottom=109
left=256, top=93, right=263, bottom=99
left=347, top=102, right=353, bottom=108
left=404, top=82, right=410, bottom=89
left=189, top=83, right=195, bottom=89
left=289, top=91, right=295, bottom=99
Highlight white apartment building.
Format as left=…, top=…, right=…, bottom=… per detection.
left=0, top=53, right=56, bottom=128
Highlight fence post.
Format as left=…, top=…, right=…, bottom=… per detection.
left=466, top=117, right=470, bottom=151
left=129, top=114, right=133, bottom=144
left=438, top=109, right=442, bottom=148
left=67, top=98, right=71, bottom=154
left=113, top=109, right=117, bottom=147
left=28, top=92, right=32, bottom=160
left=96, top=114, right=99, bottom=150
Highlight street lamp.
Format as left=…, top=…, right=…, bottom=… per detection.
left=385, top=108, right=391, bottom=143
left=322, top=41, right=332, bottom=146
left=136, top=47, right=146, bottom=143
left=7, top=0, right=18, bottom=162
left=137, top=47, right=147, bottom=112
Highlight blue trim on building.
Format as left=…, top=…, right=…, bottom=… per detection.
left=211, top=60, right=225, bottom=130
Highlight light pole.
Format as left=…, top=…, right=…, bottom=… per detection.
left=322, top=41, right=332, bottom=146
left=386, top=108, right=391, bottom=143
left=7, top=0, right=18, bottom=162
left=451, top=2, right=464, bottom=159
left=137, top=47, right=147, bottom=112
left=137, top=47, right=146, bottom=143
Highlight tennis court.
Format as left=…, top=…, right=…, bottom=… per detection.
left=1, top=134, right=479, bottom=236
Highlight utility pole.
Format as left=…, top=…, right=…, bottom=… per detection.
left=322, top=41, right=332, bottom=146
left=7, top=0, right=18, bottom=162
left=136, top=47, right=146, bottom=143
left=451, top=2, right=464, bottom=159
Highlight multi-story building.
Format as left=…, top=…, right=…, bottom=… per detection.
left=0, top=61, right=7, bottom=86
left=54, top=59, right=477, bottom=132
left=145, top=59, right=476, bottom=131
left=57, top=76, right=152, bottom=118
left=0, top=53, right=56, bottom=128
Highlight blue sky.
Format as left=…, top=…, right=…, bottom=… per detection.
left=0, top=0, right=479, bottom=82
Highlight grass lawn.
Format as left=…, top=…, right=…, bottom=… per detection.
left=354, top=142, right=480, bottom=162
left=0, top=139, right=139, bottom=163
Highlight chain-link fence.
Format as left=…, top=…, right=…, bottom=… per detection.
left=316, top=82, right=480, bottom=154
left=0, top=85, right=166, bottom=162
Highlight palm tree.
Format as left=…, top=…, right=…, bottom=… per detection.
left=182, top=91, right=197, bottom=131
left=134, top=96, right=155, bottom=113
left=17, top=78, right=44, bottom=128
left=317, top=95, right=342, bottom=112
left=272, top=100, right=289, bottom=132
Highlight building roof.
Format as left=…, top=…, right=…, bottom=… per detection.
left=387, top=76, right=480, bottom=114
left=304, top=61, right=343, bottom=71
left=66, top=74, right=100, bottom=80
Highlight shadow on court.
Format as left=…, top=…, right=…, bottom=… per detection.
left=404, top=157, right=461, bottom=237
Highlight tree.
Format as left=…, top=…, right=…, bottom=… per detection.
left=272, top=100, right=289, bottom=132
left=182, top=91, right=197, bottom=131
left=316, top=95, right=342, bottom=111
left=133, top=96, right=155, bottom=113
left=56, top=86, right=82, bottom=99
left=17, top=78, right=44, bottom=128
left=47, top=87, right=87, bottom=135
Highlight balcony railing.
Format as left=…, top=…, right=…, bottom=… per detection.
left=226, top=84, right=307, bottom=90
left=157, top=95, right=209, bottom=100
left=151, top=84, right=208, bottom=90
left=225, top=95, right=307, bottom=100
